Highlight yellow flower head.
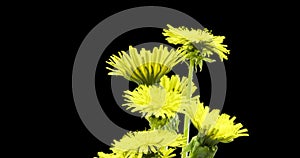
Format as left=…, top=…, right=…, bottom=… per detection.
left=163, top=24, right=230, bottom=70
left=106, top=44, right=184, bottom=85
left=123, top=84, right=185, bottom=119
left=181, top=100, right=248, bottom=145
left=110, top=130, right=186, bottom=158
left=208, top=113, right=249, bottom=143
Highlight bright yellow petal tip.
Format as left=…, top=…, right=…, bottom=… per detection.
left=158, top=148, right=177, bottom=158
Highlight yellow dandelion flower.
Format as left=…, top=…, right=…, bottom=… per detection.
left=123, top=84, right=185, bottom=118
left=181, top=100, right=248, bottom=144
left=110, top=130, right=186, bottom=158
left=163, top=24, right=230, bottom=70
left=135, top=75, right=198, bottom=131
left=208, top=113, right=249, bottom=143
left=106, top=44, right=185, bottom=85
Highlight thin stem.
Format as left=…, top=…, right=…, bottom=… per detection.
left=182, top=59, right=195, bottom=158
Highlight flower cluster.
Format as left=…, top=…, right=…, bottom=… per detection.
left=94, top=24, right=248, bottom=158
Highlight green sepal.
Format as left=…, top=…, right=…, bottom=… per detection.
left=182, top=135, right=218, bottom=158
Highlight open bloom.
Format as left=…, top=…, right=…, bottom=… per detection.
left=163, top=24, right=230, bottom=71
left=123, top=84, right=184, bottom=118
left=95, top=130, right=186, bottom=158
left=123, top=74, right=197, bottom=119
left=106, top=45, right=184, bottom=85
left=181, top=100, right=248, bottom=145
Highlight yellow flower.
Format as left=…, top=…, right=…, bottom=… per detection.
left=106, top=44, right=185, bottom=85
left=163, top=24, right=230, bottom=71
left=110, top=130, right=186, bottom=158
left=123, top=84, right=185, bottom=118
left=208, top=113, right=249, bottom=143
left=181, top=100, right=248, bottom=144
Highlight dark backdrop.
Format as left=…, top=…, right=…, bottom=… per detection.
left=20, top=1, right=293, bottom=158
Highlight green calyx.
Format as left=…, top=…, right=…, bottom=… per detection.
left=182, top=135, right=218, bottom=158
left=179, top=43, right=216, bottom=72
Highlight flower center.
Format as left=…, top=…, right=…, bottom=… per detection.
left=131, top=62, right=170, bottom=85
left=148, top=86, right=167, bottom=108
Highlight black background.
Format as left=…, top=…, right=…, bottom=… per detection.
left=14, top=1, right=295, bottom=158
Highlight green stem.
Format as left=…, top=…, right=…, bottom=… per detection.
left=182, top=59, right=195, bottom=158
